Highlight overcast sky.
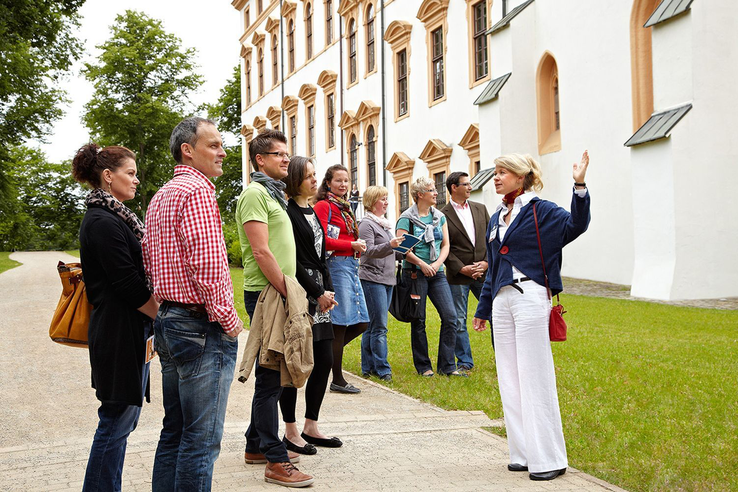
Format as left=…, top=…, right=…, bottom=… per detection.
left=32, top=0, right=242, bottom=163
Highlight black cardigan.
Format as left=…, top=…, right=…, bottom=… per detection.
left=286, top=199, right=334, bottom=300
left=79, top=206, right=151, bottom=406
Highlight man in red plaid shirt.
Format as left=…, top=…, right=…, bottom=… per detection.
left=143, top=117, right=243, bottom=491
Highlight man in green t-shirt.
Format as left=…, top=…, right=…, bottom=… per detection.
left=236, top=129, right=313, bottom=487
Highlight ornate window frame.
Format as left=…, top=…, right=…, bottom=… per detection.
left=338, top=109, right=359, bottom=182
left=283, top=95, right=300, bottom=155
left=417, top=0, right=449, bottom=107
left=365, top=1, right=377, bottom=77
left=266, top=105, right=282, bottom=131
left=252, top=31, right=266, bottom=98
left=299, top=84, right=318, bottom=157
left=241, top=45, right=253, bottom=108
left=282, top=1, right=298, bottom=75
left=356, top=100, right=380, bottom=186
left=386, top=152, right=415, bottom=218
left=339, top=0, right=360, bottom=88
left=318, top=70, right=338, bottom=151
left=465, top=0, right=491, bottom=88
left=253, top=115, right=268, bottom=135
left=418, top=138, right=452, bottom=207
left=304, top=2, right=314, bottom=60
left=384, top=21, right=412, bottom=122
left=325, top=0, right=334, bottom=46
left=458, top=123, right=480, bottom=177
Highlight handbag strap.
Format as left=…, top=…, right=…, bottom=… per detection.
left=532, top=202, right=553, bottom=302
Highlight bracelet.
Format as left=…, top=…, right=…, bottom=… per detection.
left=574, top=182, right=586, bottom=187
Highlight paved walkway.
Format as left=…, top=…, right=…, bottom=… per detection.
left=0, top=252, right=625, bottom=491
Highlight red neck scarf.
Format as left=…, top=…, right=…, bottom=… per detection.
left=503, top=188, right=525, bottom=205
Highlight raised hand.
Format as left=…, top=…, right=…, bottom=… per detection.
left=573, top=150, right=589, bottom=184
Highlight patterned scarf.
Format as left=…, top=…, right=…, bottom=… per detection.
left=503, top=188, right=525, bottom=205
left=250, top=171, right=288, bottom=210
left=326, top=191, right=358, bottom=239
left=86, top=188, right=145, bottom=242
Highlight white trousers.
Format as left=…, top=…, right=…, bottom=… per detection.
left=492, top=283, right=568, bottom=472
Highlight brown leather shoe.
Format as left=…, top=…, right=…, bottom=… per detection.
left=265, top=462, right=314, bottom=487
left=244, top=451, right=300, bottom=464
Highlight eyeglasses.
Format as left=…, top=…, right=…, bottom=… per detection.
left=423, top=188, right=438, bottom=193
left=260, top=151, right=291, bottom=160
left=456, top=182, right=472, bottom=188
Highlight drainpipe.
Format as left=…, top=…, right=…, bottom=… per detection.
left=280, top=0, right=286, bottom=131
left=502, top=0, right=507, bottom=17
left=339, top=12, right=345, bottom=166
left=380, top=0, right=386, bottom=187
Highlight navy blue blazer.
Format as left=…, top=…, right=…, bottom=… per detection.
left=474, top=191, right=590, bottom=321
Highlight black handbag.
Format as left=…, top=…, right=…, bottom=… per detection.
left=389, top=263, right=422, bottom=322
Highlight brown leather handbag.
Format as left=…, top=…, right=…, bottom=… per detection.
left=49, top=261, right=92, bottom=347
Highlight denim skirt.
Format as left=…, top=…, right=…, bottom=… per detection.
left=326, top=255, right=370, bottom=326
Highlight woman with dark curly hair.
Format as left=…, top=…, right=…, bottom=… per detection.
left=72, top=143, right=158, bottom=492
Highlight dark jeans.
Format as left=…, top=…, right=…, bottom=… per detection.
left=405, top=269, right=457, bottom=375
left=448, top=278, right=486, bottom=369
left=243, top=290, right=289, bottom=463
left=152, top=305, right=237, bottom=492
left=83, top=363, right=149, bottom=492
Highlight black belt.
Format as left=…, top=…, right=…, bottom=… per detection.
left=162, top=300, right=207, bottom=314
left=510, top=277, right=531, bottom=294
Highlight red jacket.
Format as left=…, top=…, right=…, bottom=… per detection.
left=313, top=200, right=358, bottom=257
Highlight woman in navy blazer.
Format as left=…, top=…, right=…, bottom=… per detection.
left=473, top=151, right=590, bottom=481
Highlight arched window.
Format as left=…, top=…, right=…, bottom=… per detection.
left=350, top=134, right=358, bottom=185
left=630, top=0, right=660, bottom=130
left=325, top=0, right=333, bottom=45
left=288, top=20, right=295, bottom=73
left=258, top=48, right=264, bottom=96
left=272, top=35, right=278, bottom=86
left=366, top=125, right=376, bottom=186
left=306, top=3, right=313, bottom=60
left=348, top=20, right=357, bottom=84
left=536, top=52, right=561, bottom=154
left=366, top=5, right=375, bottom=73
left=246, top=60, right=252, bottom=106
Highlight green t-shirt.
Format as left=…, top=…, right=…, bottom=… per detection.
left=396, top=214, right=446, bottom=271
left=235, top=182, right=296, bottom=291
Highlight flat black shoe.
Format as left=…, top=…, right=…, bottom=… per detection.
left=379, top=374, right=392, bottom=382
left=301, top=432, right=343, bottom=448
left=529, top=468, right=566, bottom=481
left=507, top=463, right=528, bottom=472
left=283, top=436, right=317, bottom=455
left=330, top=382, right=361, bottom=394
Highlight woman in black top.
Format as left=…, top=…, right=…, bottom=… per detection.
left=279, top=156, right=342, bottom=454
left=72, top=143, right=159, bottom=492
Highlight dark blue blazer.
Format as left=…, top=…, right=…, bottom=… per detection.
left=474, top=191, right=590, bottom=321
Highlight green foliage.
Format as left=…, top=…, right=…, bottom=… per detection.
left=0, top=0, right=83, bottom=213
left=207, top=65, right=244, bottom=219
left=222, top=220, right=243, bottom=266
left=82, top=10, right=203, bottom=211
left=0, top=252, right=22, bottom=275
left=0, top=146, right=85, bottom=251
left=340, top=294, right=738, bottom=492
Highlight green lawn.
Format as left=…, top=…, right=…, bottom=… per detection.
left=64, top=250, right=80, bottom=258
left=0, top=252, right=21, bottom=274
left=338, top=294, right=738, bottom=492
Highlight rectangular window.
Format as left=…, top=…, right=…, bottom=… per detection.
left=272, top=39, right=278, bottom=86
left=257, top=0, right=263, bottom=14
left=432, top=27, right=444, bottom=100
left=349, top=30, right=357, bottom=83
left=473, top=1, right=488, bottom=80
left=244, top=8, right=250, bottom=29
left=308, top=105, right=315, bottom=156
left=367, top=18, right=375, bottom=73
left=397, top=49, right=408, bottom=116
left=326, top=1, right=333, bottom=45
left=327, top=93, right=335, bottom=148
left=367, top=143, right=376, bottom=186
left=434, top=172, right=446, bottom=207
left=290, top=116, right=297, bottom=154
left=306, top=9, right=313, bottom=60
left=399, top=182, right=410, bottom=213
left=246, top=63, right=252, bottom=105
left=289, top=28, right=295, bottom=74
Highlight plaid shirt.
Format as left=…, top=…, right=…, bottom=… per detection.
left=142, top=165, right=240, bottom=333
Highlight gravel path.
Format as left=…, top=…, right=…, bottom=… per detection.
left=0, top=252, right=625, bottom=491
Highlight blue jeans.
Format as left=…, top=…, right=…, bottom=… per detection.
left=152, top=304, right=238, bottom=492
left=243, top=290, right=289, bottom=463
left=83, top=362, right=149, bottom=492
left=449, top=278, right=485, bottom=369
left=360, top=280, right=393, bottom=377
left=405, top=270, right=457, bottom=375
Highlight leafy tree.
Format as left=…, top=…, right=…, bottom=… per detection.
left=82, top=10, right=203, bottom=210
left=0, top=0, right=84, bottom=214
left=0, top=146, right=85, bottom=251
left=206, top=65, right=244, bottom=219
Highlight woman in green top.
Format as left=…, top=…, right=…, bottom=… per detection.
left=396, top=177, right=464, bottom=377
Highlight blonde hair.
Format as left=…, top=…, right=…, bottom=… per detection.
left=410, top=176, right=435, bottom=203
left=493, top=153, right=544, bottom=192
left=363, top=185, right=388, bottom=211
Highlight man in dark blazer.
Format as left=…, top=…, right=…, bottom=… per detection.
left=441, top=172, right=492, bottom=371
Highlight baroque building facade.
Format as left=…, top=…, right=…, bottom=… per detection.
left=232, top=0, right=738, bottom=302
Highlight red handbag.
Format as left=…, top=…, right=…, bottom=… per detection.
left=532, top=203, right=567, bottom=342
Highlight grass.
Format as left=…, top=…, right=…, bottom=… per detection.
left=0, top=252, right=22, bottom=274
left=64, top=250, right=80, bottom=258
left=338, top=294, right=738, bottom=492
